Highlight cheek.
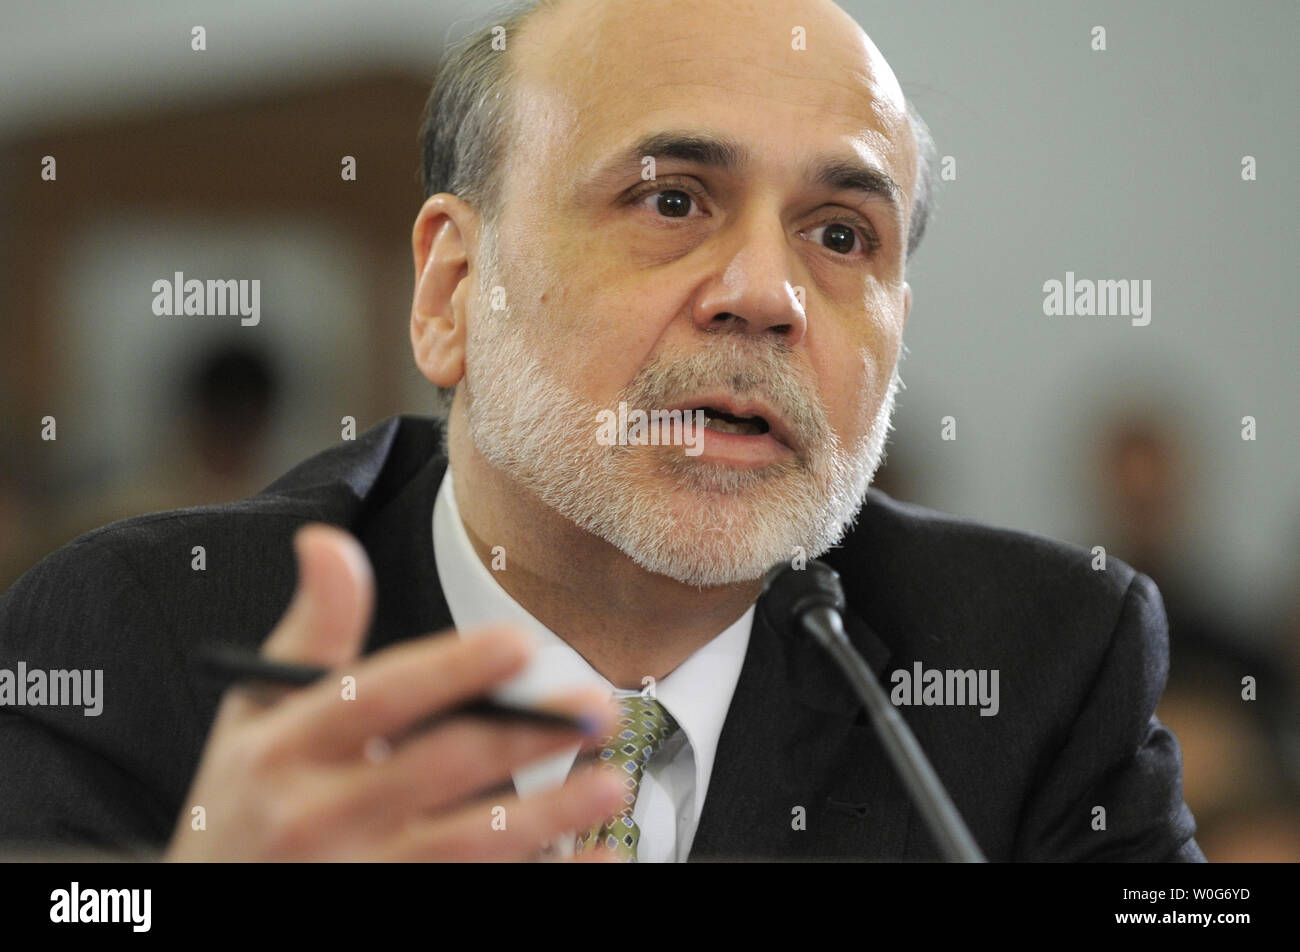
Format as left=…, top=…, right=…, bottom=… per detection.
left=819, top=283, right=905, bottom=433
left=818, top=349, right=874, bottom=438
left=583, top=293, right=670, bottom=402
left=860, top=276, right=907, bottom=351
left=525, top=255, right=667, bottom=403
left=546, top=215, right=696, bottom=391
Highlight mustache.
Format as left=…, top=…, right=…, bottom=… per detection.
left=619, top=337, right=830, bottom=453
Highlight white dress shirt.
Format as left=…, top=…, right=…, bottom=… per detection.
left=431, top=468, right=752, bottom=861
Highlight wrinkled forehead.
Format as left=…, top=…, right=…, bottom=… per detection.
left=507, top=0, right=916, bottom=203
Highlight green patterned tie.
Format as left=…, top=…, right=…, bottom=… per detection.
left=575, top=697, right=679, bottom=862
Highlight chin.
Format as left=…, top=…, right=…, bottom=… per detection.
left=604, top=481, right=819, bottom=589
left=628, top=543, right=776, bottom=589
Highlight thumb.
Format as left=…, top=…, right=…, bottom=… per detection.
left=260, top=523, right=375, bottom=668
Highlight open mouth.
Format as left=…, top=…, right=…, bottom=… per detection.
left=693, top=406, right=771, bottom=436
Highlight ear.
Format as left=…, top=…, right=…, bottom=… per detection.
left=902, top=281, right=913, bottom=328
left=410, top=194, right=479, bottom=389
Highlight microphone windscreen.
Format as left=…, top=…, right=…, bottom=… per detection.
left=760, top=560, right=846, bottom=632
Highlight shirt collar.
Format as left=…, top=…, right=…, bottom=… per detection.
left=430, top=465, right=752, bottom=815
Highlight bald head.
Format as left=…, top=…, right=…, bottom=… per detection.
left=420, top=0, right=935, bottom=261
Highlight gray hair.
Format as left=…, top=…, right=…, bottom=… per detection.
left=417, top=0, right=937, bottom=418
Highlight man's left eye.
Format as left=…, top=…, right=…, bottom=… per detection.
left=806, top=222, right=864, bottom=255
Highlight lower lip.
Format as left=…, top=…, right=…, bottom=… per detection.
left=691, top=423, right=793, bottom=467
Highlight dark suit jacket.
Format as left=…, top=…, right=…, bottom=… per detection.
left=0, top=415, right=1204, bottom=860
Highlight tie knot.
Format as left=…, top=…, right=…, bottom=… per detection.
left=599, top=696, right=679, bottom=773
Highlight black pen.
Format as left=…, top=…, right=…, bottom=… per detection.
left=195, top=643, right=600, bottom=737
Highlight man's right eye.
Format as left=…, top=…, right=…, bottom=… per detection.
left=627, top=182, right=707, bottom=220
left=643, top=189, right=695, bottom=218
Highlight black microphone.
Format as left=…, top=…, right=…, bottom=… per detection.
left=763, top=560, right=986, bottom=863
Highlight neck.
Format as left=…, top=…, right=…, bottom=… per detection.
left=446, top=414, right=760, bottom=690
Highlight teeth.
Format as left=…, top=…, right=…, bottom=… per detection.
left=702, top=414, right=763, bottom=435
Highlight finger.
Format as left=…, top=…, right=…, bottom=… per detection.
left=221, top=524, right=374, bottom=726
left=570, top=847, right=624, bottom=863
left=333, top=686, right=620, bottom=818
left=263, top=524, right=374, bottom=666
left=375, top=767, right=626, bottom=862
left=265, top=623, right=536, bottom=757
left=538, top=839, right=624, bottom=863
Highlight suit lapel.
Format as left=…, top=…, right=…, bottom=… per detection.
left=358, top=453, right=455, bottom=653
left=689, top=594, right=916, bottom=861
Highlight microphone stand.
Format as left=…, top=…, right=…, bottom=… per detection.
left=802, top=604, right=986, bottom=863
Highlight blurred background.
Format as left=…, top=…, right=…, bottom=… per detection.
left=1, top=0, right=1296, bottom=860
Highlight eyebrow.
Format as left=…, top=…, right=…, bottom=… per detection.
left=586, top=129, right=903, bottom=217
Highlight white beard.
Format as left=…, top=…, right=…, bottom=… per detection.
left=462, top=234, right=901, bottom=588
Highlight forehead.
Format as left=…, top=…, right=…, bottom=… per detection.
left=508, top=0, right=915, bottom=198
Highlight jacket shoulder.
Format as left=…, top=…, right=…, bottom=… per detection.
left=841, top=487, right=1140, bottom=609
left=5, top=413, right=444, bottom=611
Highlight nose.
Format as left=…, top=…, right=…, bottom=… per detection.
left=689, top=210, right=808, bottom=345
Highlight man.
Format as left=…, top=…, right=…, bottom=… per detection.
left=0, top=0, right=1203, bottom=861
